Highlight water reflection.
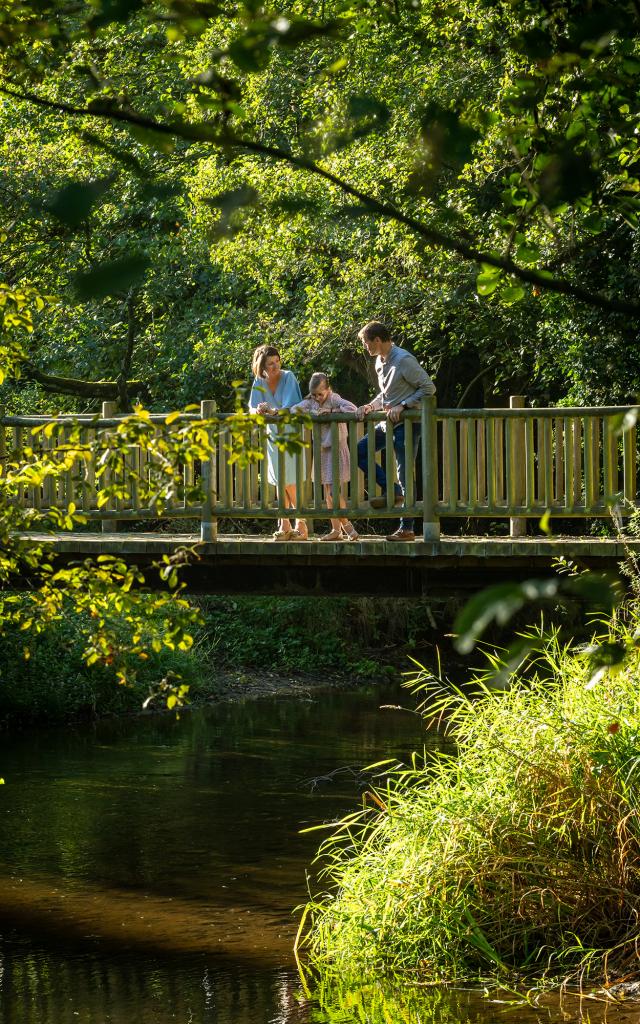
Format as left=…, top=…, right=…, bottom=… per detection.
left=0, top=686, right=433, bottom=1022
left=0, top=688, right=627, bottom=1023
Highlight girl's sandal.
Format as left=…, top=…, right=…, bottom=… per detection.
left=342, top=527, right=359, bottom=542
left=320, top=529, right=344, bottom=542
left=290, top=528, right=310, bottom=541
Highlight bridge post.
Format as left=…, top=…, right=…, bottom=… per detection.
left=421, top=395, right=440, bottom=541
left=509, top=395, right=527, bottom=538
left=101, top=401, right=118, bottom=533
left=200, top=400, right=217, bottom=542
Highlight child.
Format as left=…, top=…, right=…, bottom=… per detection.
left=291, top=373, right=359, bottom=541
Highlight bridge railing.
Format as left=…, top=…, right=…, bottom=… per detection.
left=1, top=398, right=638, bottom=541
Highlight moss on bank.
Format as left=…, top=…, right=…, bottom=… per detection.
left=303, top=613, right=640, bottom=985
left=0, top=595, right=434, bottom=724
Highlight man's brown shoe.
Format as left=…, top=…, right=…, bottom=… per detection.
left=369, top=494, right=404, bottom=509
left=386, top=529, right=416, bottom=542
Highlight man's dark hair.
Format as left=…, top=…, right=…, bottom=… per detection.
left=358, top=321, right=391, bottom=343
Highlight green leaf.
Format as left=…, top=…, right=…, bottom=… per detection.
left=453, top=579, right=560, bottom=654
left=73, top=256, right=150, bottom=301
left=90, top=0, right=144, bottom=27
left=500, top=285, right=525, bottom=304
left=477, top=266, right=503, bottom=296
left=202, top=185, right=258, bottom=214
left=45, top=179, right=113, bottom=228
left=228, top=31, right=271, bottom=73
left=515, top=243, right=539, bottom=265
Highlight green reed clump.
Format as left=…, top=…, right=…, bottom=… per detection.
left=302, top=614, right=640, bottom=984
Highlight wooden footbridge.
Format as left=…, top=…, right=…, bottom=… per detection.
left=5, top=398, right=639, bottom=594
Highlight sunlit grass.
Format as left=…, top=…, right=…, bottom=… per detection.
left=301, top=610, right=640, bottom=985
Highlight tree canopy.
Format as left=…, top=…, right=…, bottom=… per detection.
left=0, top=0, right=638, bottom=409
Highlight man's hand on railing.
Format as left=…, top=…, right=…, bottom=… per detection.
left=385, top=404, right=405, bottom=424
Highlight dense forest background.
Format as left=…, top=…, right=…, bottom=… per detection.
left=2, top=0, right=639, bottom=416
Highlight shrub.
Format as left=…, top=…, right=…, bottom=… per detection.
left=302, top=614, right=640, bottom=984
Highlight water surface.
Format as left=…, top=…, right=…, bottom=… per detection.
left=0, top=687, right=625, bottom=1023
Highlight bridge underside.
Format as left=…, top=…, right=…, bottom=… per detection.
left=16, top=533, right=637, bottom=597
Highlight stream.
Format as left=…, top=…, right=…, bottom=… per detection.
left=0, top=685, right=630, bottom=1023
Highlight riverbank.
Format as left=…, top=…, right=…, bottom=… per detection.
left=0, top=594, right=439, bottom=726
left=303, top=603, right=640, bottom=986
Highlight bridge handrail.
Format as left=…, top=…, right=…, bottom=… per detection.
left=2, top=398, right=638, bottom=542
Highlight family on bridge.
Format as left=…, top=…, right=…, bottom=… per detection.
left=249, top=321, right=436, bottom=542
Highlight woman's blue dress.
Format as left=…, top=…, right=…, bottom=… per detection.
left=249, top=370, right=303, bottom=487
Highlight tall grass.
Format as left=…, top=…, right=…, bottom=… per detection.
left=301, top=609, right=640, bottom=985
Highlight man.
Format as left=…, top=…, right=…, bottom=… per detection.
left=356, top=321, right=436, bottom=542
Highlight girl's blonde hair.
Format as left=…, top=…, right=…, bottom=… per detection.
left=309, top=372, right=330, bottom=394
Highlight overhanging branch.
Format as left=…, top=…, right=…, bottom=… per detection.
left=23, top=363, right=150, bottom=401
left=2, top=83, right=639, bottom=318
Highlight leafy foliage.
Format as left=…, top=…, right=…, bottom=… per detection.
left=302, top=608, right=640, bottom=983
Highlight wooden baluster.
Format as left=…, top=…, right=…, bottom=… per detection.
left=476, top=419, right=486, bottom=506
left=13, top=426, right=25, bottom=509
left=623, top=414, right=637, bottom=505
left=404, top=415, right=415, bottom=510
left=200, top=400, right=217, bottom=541
left=592, top=417, right=602, bottom=509
left=100, top=402, right=118, bottom=532
left=486, top=416, right=496, bottom=510
left=495, top=416, right=504, bottom=504
left=421, top=396, right=440, bottom=540
left=295, top=419, right=305, bottom=521
left=603, top=415, right=618, bottom=504
left=313, top=420, right=323, bottom=514
left=467, top=418, right=477, bottom=511
left=554, top=418, right=564, bottom=508
left=459, top=419, right=468, bottom=508
left=447, top=417, right=458, bottom=513
left=525, top=417, right=535, bottom=510
left=349, top=419, right=361, bottom=514
left=84, top=427, right=97, bottom=516
left=583, top=416, right=595, bottom=510
left=259, top=423, right=270, bottom=513
left=250, top=425, right=260, bottom=509
left=331, top=421, right=341, bottom=516
left=563, top=417, right=574, bottom=513
left=216, top=424, right=227, bottom=512
left=366, top=418, right=377, bottom=505
left=572, top=418, right=582, bottom=507
left=442, top=417, right=451, bottom=509
left=509, top=397, right=526, bottom=537
left=224, top=425, right=234, bottom=512
left=542, top=418, right=553, bottom=508
left=385, top=421, right=395, bottom=510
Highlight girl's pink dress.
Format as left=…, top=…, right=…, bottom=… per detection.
left=291, top=392, right=356, bottom=484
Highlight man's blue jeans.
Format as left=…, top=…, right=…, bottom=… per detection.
left=357, top=422, right=421, bottom=533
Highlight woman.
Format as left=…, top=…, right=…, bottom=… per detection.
left=291, top=373, right=359, bottom=541
left=249, top=344, right=308, bottom=541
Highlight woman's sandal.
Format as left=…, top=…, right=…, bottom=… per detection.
left=290, top=522, right=309, bottom=541
left=272, top=528, right=294, bottom=541
left=341, top=526, right=359, bottom=542
left=319, top=529, right=344, bottom=542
